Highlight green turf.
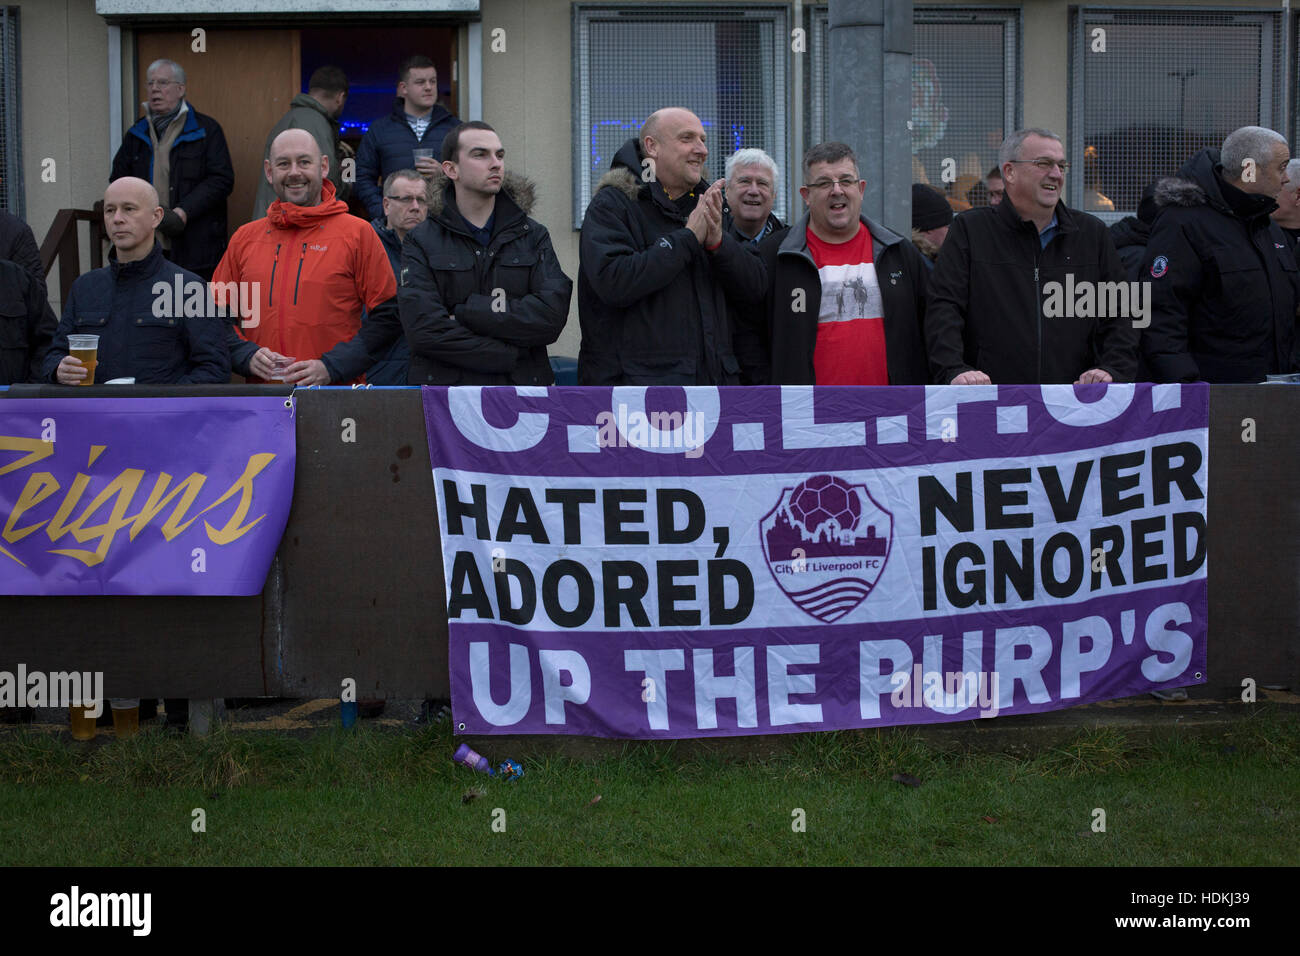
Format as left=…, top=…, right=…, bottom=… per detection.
left=0, top=713, right=1295, bottom=865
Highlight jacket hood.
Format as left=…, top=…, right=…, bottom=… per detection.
left=593, top=137, right=647, bottom=201
left=1153, top=147, right=1277, bottom=219
left=1152, top=149, right=1222, bottom=209
left=595, top=137, right=710, bottom=203
left=424, top=168, right=538, bottom=217
left=291, top=92, right=334, bottom=121
left=911, top=229, right=940, bottom=260
left=266, top=177, right=349, bottom=227
left=1108, top=216, right=1150, bottom=248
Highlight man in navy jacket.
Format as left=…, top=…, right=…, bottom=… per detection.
left=43, top=178, right=229, bottom=386
left=355, top=55, right=459, bottom=221
left=110, top=58, right=234, bottom=281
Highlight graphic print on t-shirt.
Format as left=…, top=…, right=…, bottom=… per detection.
left=806, top=224, right=889, bottom=385
left=819, top=263, right=884, bottom=325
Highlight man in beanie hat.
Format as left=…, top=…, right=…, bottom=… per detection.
left=911, top=183, right=953, bottom=270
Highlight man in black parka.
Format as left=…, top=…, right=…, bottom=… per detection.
left=398, top=122, right=571, bottom=386
left=1142, top=128, right=1299, bottom=383
left=577, top=107, right=766, bottom=386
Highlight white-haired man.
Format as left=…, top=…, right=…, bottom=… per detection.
left=1270, top=158, right=1300, bottom=246
left=723, top=148, right=783, bottom=244
left=1143, top=126, right=1299, bottom=382
left=110, top=58, right=233, bottom=280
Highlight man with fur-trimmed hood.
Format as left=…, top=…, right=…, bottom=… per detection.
left=398, top=121, right=571, bottom=385
left=1143, top=128, right=1300, bottom=382
left=577, top=107, right=766, bottom=385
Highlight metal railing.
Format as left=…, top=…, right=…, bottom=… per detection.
left=38, top=201, right=106, bottom=298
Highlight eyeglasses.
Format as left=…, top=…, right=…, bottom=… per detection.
left=1009, top=158, right=1070, bottom=172
left=385, top=195, right=428, bottom=206
left=145, top=79, right=181, bottom=90
left=805, top=177, right=859, bottom=192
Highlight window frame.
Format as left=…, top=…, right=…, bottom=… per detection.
left=0, top=6, right=24, bottom=218
left=1067, top=4, right=1284, bottom=222
left=571, top=2, right=791, bottom=229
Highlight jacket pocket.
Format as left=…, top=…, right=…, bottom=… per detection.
left=72, top=312, right=110, bottom=333
left=1205, top=250, right=1264, bottom=335
left=494, top=251, right=537, bottom=298
left=429, top=252, right=476, bottom=306
left=130, top=313, right=183, bottom=367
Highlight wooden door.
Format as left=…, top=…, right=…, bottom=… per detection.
left=135, top=29, right=301, bottom=235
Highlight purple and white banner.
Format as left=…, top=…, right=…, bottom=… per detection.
left=0, top=397, right=296, bottom=595
left=424, top=384, right=1208, bottom=739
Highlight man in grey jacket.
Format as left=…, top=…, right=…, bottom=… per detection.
left=252, top=66, right=350, bottom=220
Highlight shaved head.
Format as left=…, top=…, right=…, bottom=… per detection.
left=640, top=107, right=698, bottom=148
left=270, top=128, right=324, bottom=162
left=105, top=176, right=160, bottom=210
left=103, top=176, right=164, bottom=262
left=639, top=108, right=708, bottom=199
left=266, top=128, right=329, bottom=206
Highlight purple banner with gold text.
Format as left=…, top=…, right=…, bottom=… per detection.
left=424, top=384, right=1209, bottom=738
left=0, top=396, right=295, bottom=595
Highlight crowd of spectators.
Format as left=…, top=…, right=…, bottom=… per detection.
left=3, top=57, right=1299, bottom=399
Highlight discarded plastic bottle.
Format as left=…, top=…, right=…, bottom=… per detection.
left=453, top=743, right=494, bottom=774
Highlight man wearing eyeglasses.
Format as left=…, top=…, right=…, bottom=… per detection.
left=397, top=122, right=571, bottom=386
left=759, top=142, right=930, bottom=386
left=362, top=169, right=430, bottom=384
left=926, top=127, right=1137, bottom=385
left=110, top=58, right=233, bottom=281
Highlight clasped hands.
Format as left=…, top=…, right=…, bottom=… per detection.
left=685, top=179, right=726, bottom=249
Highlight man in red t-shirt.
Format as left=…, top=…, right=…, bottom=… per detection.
left=759, top=142, right=930, bottom=386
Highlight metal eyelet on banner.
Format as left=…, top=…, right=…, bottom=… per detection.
left=458, top=722, right=466, bottom=731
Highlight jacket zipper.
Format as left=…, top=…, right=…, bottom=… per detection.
left=268, top=243, right=281, bottom=307
left=1034, top=260, right=1042, bottom=384
left=293, top=243, right=307, bottom=305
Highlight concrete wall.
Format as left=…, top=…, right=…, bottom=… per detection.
left=14, top=0, right=112, bottom=309
left=12, top=0, right=1295, bottom=335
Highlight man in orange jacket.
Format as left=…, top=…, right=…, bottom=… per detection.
left=213, top=128, right=399, bottom=384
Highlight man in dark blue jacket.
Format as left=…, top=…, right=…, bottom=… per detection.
left=43, top=178, right=229, bottom=386
left=110, top=58, right=234, bottom=281
left=397, top=122, right=570, bottom=385
left=355, top=56, right=459, bottom=221
left=365, top=168, right=429, bottom=384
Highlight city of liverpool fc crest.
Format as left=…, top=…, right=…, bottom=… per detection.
left=759, top=474, right=893, bottom=623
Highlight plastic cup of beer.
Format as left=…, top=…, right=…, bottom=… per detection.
left=110, top=699, right=140, bottom=738
left=68, top=701, right=98, bottom=740
left=67, top=334, right=99, bottom=386
left=268, top=356, right=296, bottom=383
